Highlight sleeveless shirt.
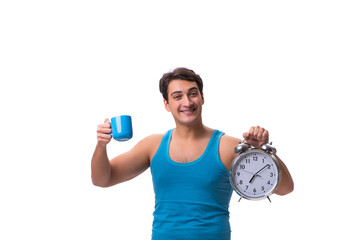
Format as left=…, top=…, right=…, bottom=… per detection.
left=150, top=129, right=233, bottom=240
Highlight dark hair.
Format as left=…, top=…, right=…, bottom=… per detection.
left=159, top=67, right=203, bottom=102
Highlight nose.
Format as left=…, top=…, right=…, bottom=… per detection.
left=183, top=96, right=194, bottom=106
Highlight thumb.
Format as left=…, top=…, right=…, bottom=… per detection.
left=104, top=118, right=110, bottom=124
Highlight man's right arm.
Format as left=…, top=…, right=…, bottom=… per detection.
left=91, top=118, right=161, bottom=187
left=91, top=144, right=112, bottom=187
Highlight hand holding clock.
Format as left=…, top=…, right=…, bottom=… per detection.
left=243, top=126, right=269, bottom=147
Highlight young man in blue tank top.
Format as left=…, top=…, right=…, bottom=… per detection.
left=91, top=68, right=294, bottom=239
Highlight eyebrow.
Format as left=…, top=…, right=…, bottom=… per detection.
left=171, top=87, right=199, bottom=96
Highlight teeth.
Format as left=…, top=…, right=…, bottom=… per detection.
left=180, top=109, right=195, bottom=114
left=182, top=110, right=194, bottom=112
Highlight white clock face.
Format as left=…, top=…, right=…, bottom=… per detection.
left=231, top=150, right=280, bottom=199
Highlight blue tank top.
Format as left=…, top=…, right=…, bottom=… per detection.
left=150, top=129, right=233, bottom=240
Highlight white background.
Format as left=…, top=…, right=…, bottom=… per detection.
left=1, top=0, right=342, bottom=239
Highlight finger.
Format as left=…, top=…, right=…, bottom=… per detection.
left=262, top=130, right=269, bottom=142
left=97, top=133, right=112, bottom=141
left=99, top=128, right=112, bottom=134
left=245, top=138, right=259, bottom=147
left=97, top=128, right=112, bottom=134
left=257, top=127, right=265, bottom=140
left=249, top=126, right=259, bottom=140
left=254, top=126, right=260, bottom=139
left=243, top=132, right=250, bottom=139
left=249, top=126, right=255, bottom=139
left=97, top=124, right=112, bottom=134
left=104, top=119, right=111, bottom=128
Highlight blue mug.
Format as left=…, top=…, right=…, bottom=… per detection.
left=110, top=115, right=133, bottom=141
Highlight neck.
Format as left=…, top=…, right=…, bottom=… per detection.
left=174, top=119, right=208, bottom=140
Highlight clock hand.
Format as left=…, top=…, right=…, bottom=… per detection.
left=249, top=164, right=270, bottom=183
left=240, top=169, right=254, bottom=175
left=241, top=169, right=262, bottom=177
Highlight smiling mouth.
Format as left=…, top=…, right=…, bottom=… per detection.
left=180, top=108, right=196, bottom=114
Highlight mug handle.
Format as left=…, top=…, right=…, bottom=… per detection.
left=108, top=122, right=113, bottom=137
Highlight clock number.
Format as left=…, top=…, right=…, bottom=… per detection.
left=253, top=156, right=258, bottom=161
left=239, top=165, right=245, bottom=169
left=237, top=172, right=240, bottom=176
left=239, top=180, right=243, bottom=185
left=270, top=172, right=274, bottom=177
left=261, top=186, right=265, bottom=191
left=267, top=181, right=271, bottom=185
left=245, top=185, right=249, bottom=190
left=246, top=159, right=250, bottom=164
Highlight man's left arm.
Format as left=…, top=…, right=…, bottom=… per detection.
left=243, top=126, right=294, bottom=196
left=274, top=155, right=294, bottom=195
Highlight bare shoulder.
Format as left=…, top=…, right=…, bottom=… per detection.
left=136, top=134, right=164, bottom=160
left=141, top=134, right=164, bottom=147
left=219, top=134, right=241, bottom=170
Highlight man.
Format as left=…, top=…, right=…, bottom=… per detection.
left=91, top=67, right=294, bottom=240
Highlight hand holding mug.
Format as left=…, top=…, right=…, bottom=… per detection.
left=96, top=118, right=112, bottom=147
left=96, top=115, right=133, bottom=146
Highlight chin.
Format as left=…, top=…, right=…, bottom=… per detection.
left=177, top=116, right=202, bottom=126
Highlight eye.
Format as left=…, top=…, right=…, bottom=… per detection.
left=190, top=91, right=199, bottom=97
left=173, top=95, right=182, bottom=100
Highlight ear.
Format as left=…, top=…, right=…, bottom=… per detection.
left=201, top=93, right=205, bottom=105
left=163, top=99, right=171, bottom=112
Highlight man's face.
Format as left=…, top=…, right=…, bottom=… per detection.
left=164, top=79, right=204, bottom=126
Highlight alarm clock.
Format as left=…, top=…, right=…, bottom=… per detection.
left=229, top=141, right=282, bottom=202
